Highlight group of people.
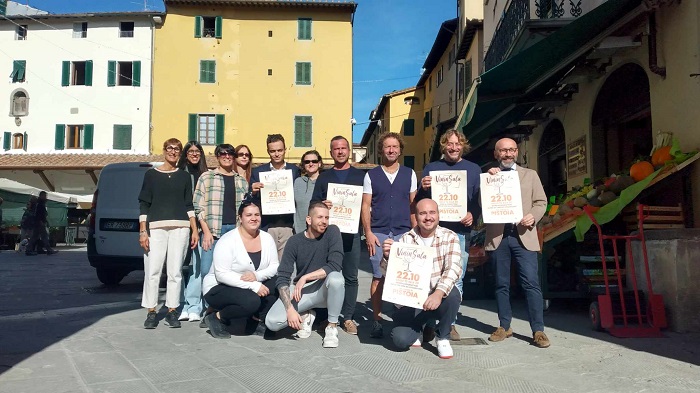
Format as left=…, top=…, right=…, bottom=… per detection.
left=20, top=191, right=58, bottom=256
left=137, top=129, right=550, bottom=360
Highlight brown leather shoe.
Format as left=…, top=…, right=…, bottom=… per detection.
left=342, top=320, right=357, bottom=335
left=533, top=331, right=550, bottom=348
left=488, top=327, right=513, bottom=342
left=449, top=325, right=461, bottom=341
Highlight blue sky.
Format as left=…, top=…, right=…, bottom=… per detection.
left=20, top=0, right=457, bottom=142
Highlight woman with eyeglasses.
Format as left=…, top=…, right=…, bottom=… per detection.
left=177, top=141, right=208, bottom=322
left=138, top=138, right=199, bottom=329
left=233, top=144, right=253, bottom=214
left=187, top=144, right=248, bottom=322
left=293, top=150, right=322, bottom=234
left=202, top=200, right=279, bottom=338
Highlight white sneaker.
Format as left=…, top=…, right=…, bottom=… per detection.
left=411, top=338, right=422, bottom=348
left=436, top=339, right=454, bottom=359
left=178, top=312, right=190, bottom=321
left=322, top=325, right=339, bottom=348
left=188, top=313, right=201, bottom=322
left=296, top=310, right=316, bottom=339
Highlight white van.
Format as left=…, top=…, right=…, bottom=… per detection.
left=88, top=162, right=160, bottom=285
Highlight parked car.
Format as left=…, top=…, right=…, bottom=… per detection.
left=88, top=162, right=159, bottom=285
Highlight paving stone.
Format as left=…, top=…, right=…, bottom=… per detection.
left=88, top=380, right=158, bottom=393
left=0, top=375, right=88, bottom=393
left=71, top=352, right=142, bottom=385
left=130, top=353, right=223, bottom=385
left=222, top=365, right=336, bottom=393
left=156, top=376, right=249, bottom=393
left=0, top=350, right=74, bottom=382
left=334, top=353, right=438, bottom=383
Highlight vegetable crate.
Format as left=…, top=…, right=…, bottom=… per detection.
left=584, top=204, right=667, bottom=338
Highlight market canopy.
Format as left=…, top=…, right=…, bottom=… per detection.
left=456, top=0, right=647, bottom=148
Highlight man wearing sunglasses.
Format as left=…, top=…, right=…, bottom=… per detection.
left=311, top=135, right=366, bottom=335
left=250, top=134, right=300, bottom=260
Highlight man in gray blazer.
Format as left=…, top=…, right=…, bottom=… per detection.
left=484, top=138, right=550, bottom=348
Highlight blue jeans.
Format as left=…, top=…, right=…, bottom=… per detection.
left=182, top=224, right=236, bottom=316
left=492, top=234, right=544, bottom=333
left=391, top=288, right=461, bottom=349
left=369, top=231, right=405, bottom=278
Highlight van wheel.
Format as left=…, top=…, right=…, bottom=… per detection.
left=96, top=268, right=127, bottom=286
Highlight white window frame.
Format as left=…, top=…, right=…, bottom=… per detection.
left=197, top=114, right=217, bottom=145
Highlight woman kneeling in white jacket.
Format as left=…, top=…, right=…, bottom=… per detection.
left=202, top=200, right=279, bottom=338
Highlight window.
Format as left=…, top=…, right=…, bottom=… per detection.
left=54, top=124, right=94, bottom=150
left=199, top=60, right=216, bottom=83
left=298, top=18, right=312, bottom=40
left=73, top=22, right=87, bottom=38
left=449, top=90, right=453, bottom=114
left=403, top=119, right=415, bottom=136
left=268, top=69, right=273, bottom=76
left=464, top=58, right=473, bottom=94
left=295, top=62, right=311, bottom=85
left=113, top=125, right=132, bottom=150
left=195, top=16, right=222, bottom=39
left=423, top=111, right=429, bottom=128
left=294, top=116, right=312, bottom=147
left=107, top=61, right=141, bottom=87
left=119, top=22, right=134, bottom=38
left=11, top=90, right=28, bottom=116
left=12, top=133, right=24, bottom=150
left=268, top=30, right=273, bottom=37
left=62, top=61, right=93, bottom=86
left=10, top=60, right=26, bottom=83
left=188, top=114, right=224, bottom=145
left=437, top=65, right=444, bottom=87
left=448, top=45, right=455, bottom=70
left=15, top=25, right=27, bottom=40
left=403, top=155, right=415, bottom=170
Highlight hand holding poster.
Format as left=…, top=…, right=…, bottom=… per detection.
left=260, top=170, right=295, bottom=215
left=480, top=171, right=523, bottom=223
left=430, top=170, right=468, bottom=222
left=382, top=242, right=435, bottom=309
left=327, top=183, right=363, bottom=234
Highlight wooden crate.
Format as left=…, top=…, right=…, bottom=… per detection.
left=622, top=204, right=685, bottom=231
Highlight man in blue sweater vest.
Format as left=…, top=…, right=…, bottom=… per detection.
left=362, top=132, right=417, bottom=338
left=416, top=128, right=481, bottom=341
left=250, top=134, right=300, bottom=260
left=311, top=135, right=366, bottom=335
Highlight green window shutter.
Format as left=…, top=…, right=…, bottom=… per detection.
left=298, top=18, right=311, bottom=40
left=3, top=131, right=10, bottom=150
left=423, top=112, right=428, bottom=128
left=85, top=60, right=93, bottom=86
left=188, top=114, right=197, bottom=141
left=61, top=61, right=70, bottom=86
left=194, top=16, right=202, bottom=38
left=107, top=61, right=116, bottom=86
left=10, top=61, right=18, bottom=82
left=296, top=62, right=311, bottom=85
left=17, top=60, right=25, bottom=81
left=215, top=114, right=225, bottom=144
left=113, top=125, right=132, bottom=150
left=304, top=63, right=311, bottom=84
left=83, top=124, right=94, bottom=149
left=215, top=16, right=223, bottom=39
left=132, top=61, right=141, bottom=86
left=294, top=116, right=311, bottom=147
left=199, top=60, right=206, bottom=83
left=209, top=61, right=215, bottom=83
left=305, top=19, right=312, bottom=39
left=200, top=60, right=215, bottom=83
left=55, top=124, right=65, bottom=150
left=403, top=119, right=415, bottom=136
left=23, top=131, right=28, bottom=151
left=295, top=62, right=302, bottom=84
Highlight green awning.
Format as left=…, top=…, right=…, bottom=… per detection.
left=460, top=0, right=647, bottom=149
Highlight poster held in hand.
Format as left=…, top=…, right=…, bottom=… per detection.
left=260, top=170, right=295, bottom=215
left=480, top=171, right=523, bottom=223
left=327, top=183, right=363, bottom=234
left=430, top=170, right=468, bottom=222
left=382, top=242, right=435, bottom=309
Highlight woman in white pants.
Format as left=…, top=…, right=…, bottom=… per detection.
left=138, top=138, right=199, bottom=329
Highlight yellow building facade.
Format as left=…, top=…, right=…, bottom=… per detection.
left=152, top=0, right=356, bottom=163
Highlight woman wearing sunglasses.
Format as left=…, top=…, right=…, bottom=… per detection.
left=233, top=144, right=253, bottom=215
left=185, top=144, right=248, bottom=322
left=138, top=138, right=199, bottom=329
left=293, top=150, right=323, bottom=234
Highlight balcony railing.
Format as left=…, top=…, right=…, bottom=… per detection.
left=484, top=0, right=595, bottom=70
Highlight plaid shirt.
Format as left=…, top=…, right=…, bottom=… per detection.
left=193, top=169, right=248, bottom=238
left=381, top=226, right=463, bottom=297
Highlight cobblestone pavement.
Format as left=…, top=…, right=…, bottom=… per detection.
left=1, top=247, right=699, bottom=393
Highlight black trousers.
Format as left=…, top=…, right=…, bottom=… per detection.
left=204, top=276, right=278, bottom=323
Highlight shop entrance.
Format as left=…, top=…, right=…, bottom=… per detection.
left=591, top=63, right=653, bottom=179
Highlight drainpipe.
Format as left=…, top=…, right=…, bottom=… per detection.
left=648, top=12, right=666, bottom=78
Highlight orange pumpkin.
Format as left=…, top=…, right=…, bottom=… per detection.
left=629, top=161, right=654, bottom=182
left=651, top=146, right=673, bottom=166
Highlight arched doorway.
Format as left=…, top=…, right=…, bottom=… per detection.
left=591, top=63, right=652, bottom=179
left=538, top=119, right=567, bottom=198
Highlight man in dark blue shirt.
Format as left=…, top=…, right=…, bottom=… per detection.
left=416, top=128, right=481, bottom=340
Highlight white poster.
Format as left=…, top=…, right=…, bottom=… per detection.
left=327, top=183, right=363, bottom=234
left=480, top=171, right=523, bottom=223
left=260, top=170, right=295, bottom=215
left=382, top=242, right=435, bottom=309
left=430, top=170, right=468, bottom=222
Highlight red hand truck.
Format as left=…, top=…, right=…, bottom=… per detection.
left=584, top=204, right=667, bottom=338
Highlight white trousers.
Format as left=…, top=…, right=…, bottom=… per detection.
left=141, top=227, right=190, bottom=309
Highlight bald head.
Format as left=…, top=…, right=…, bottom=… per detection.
left=416, top=198, right=438, bottom=213
left=494, top=138, right=518, bottom=167
left=415, top=198, right=439, bottom=236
